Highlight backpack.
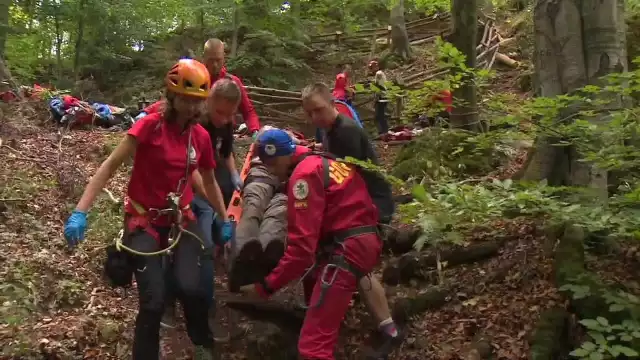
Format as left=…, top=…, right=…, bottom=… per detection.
left=334, top=100, right=363, bottom=128
left=298, top=152, right=393, bottom=223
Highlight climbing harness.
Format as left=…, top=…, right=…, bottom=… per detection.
left=104, top=126, right=205, bottom=288
left=296, top=224, right=379, bottom=309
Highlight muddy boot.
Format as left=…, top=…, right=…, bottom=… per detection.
left=194, top=346, right=215, bottom=360
left=160, top=301, right=177, bottom=329
left=364, top=327, right=406, bottom=360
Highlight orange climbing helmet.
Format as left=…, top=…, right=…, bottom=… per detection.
left=165, top=59, right=211, bottom=98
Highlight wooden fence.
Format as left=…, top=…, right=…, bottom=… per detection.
left=309, top=14, right=452, bottom=51
left=246, top=19, right=517, bottom=125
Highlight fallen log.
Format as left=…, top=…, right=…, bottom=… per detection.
left=495, top=52, right=518, bottom=68
left=382, top=226, right=422, bottom=255
left=381, top=241, right=503, bottom=286
left=528, top=307, right=570, bottom=360
left=391, top=286, right=450, bottom=325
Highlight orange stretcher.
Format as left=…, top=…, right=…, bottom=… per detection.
left=227, top=143, right=256, bottom=222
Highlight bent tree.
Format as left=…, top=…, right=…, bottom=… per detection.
left=522, top=0, right=627, bottom=199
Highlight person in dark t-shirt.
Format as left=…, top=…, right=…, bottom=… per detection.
left=301, top=82, right=403, bottom=358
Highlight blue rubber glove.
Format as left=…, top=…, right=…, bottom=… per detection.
left=64, top=210, right=88, bottom=248
left=231, top=171, right=243, bottom=191
left=134, top=111, right=147, bottom=121
left=221, top=220, right=233, bottom=244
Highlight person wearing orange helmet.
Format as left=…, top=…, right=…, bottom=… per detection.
left=63, top=59, right=231, bottom=360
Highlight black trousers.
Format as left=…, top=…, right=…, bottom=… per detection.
left=374, top=101, right=389, bottom=135
left=127, top=221, right=213, bottom=359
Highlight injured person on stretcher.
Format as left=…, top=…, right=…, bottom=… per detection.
left=227, top=126, right=307, bottom=292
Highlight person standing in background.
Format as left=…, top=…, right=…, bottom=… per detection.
left=203, top=38, right=261, bottom=139
left=317, top=64, right=355, bottom=143
left=368, top=60, right=389, bottom=137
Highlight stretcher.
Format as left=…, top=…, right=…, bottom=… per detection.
left=226, top=143, right=257, bottom=222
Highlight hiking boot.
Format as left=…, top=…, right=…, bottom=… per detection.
left=160, top=303, right=177, bottom=329
left=194, top=346, right=215, bottom=360
left=364, top=327, right=406, bottom=360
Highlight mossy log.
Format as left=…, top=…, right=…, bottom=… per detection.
left=528, top=307, right=570, bottom=360
left=382, top=241, right=502, bottom=286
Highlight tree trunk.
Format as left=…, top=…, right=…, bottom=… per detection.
left=449, top=0, right=480, bottom=131
left=54, top=5, right=63, bottom=79
left=0, top=0, right=10, bottom=60
left=199, top=8, right=205, bottom=44
left=73, top=0, right=87, bottom=78
left=389, top=0, right=411, bottom=60
left=524, top=0, right=627, bottom=200
left=230, top=2, right=240, bottom=58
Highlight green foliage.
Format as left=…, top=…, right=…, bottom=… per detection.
left=561, top=285, right=640, bottom=359
left=392, top=129, right=510, bottom=181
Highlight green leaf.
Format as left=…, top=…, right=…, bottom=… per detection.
left=588, top=331, right=606, bottom=345
left=596, top=317, right=610, bottom=327
left=580, top=319, right=602, bottom=330
left=609, top=303, right=625, bottom=312
left=570, top=348, right=591, bottom=357
left=582, top=341, right=597, bottom=351
left=612, top=345, right=639, bottom=357
left=588, top=351, right=603, bottom=360
left=412, top=185, right=429, bottom=202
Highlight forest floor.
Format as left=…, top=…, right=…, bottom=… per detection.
left=1, top=64, right=636, bottom=360
left=0, top=104, right=564, bottom=360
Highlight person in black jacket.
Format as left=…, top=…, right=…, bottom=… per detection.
left=301, top=82, right=403, bottom=358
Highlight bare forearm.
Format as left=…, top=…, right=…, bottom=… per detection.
left=76, top=135, right=134, bottom=212
left=76, top=163, right=115, bottom=212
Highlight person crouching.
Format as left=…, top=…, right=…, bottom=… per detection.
left=238, top=128, right=382, bottom=360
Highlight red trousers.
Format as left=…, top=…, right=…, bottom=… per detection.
left=299, top=240, right=381, bottom=360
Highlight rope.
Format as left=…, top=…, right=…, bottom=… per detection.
left=114, top=224, right=205, bottom=257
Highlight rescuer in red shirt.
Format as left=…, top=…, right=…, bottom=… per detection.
left=63, top=59, right=232, bottom=360
left=239, top=129, right=383, bottom=360
left=203, top=38, right=260, bottom=137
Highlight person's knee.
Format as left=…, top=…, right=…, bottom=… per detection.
left=174, top=232, right=206, bottom=297
left=129, top=233, right=165, bottom=312
left=136, top=267, right=166, bottom=312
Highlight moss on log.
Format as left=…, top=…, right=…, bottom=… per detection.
left=528, top=307, right=570, bottom=360
left=382, top=241, right=502, bottom=286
